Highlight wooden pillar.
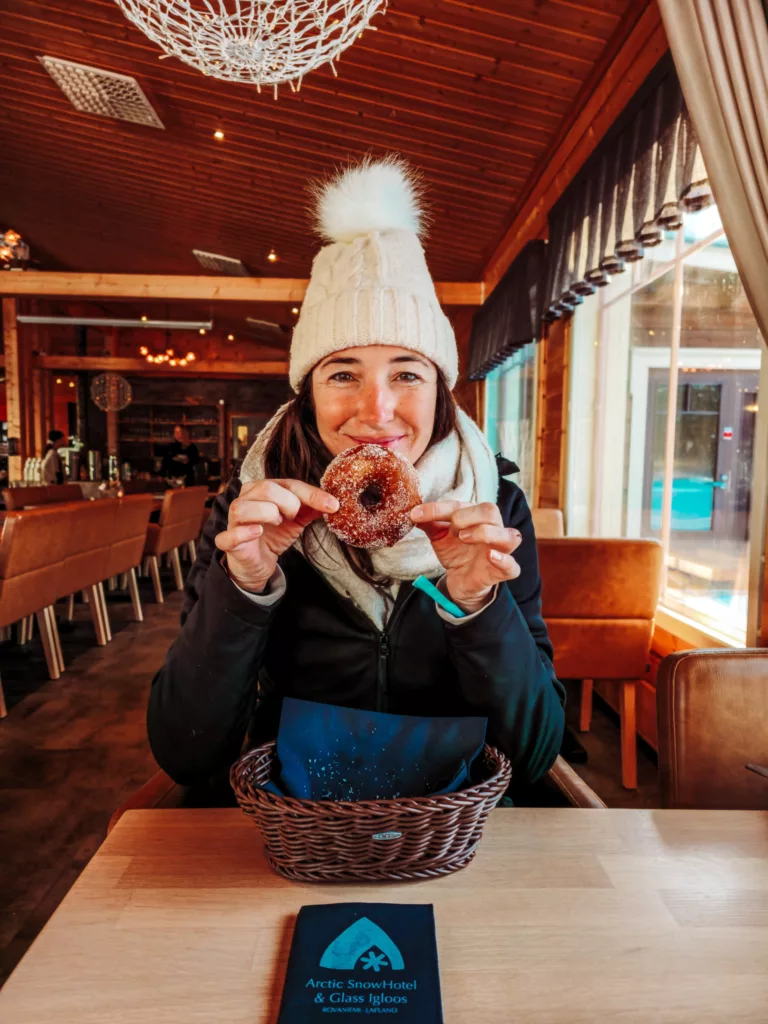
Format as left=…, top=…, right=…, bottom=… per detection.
left=2, top=298, right=23, bottom=480
left=218, top=400, right=227, bottom=479
left=32, top=366, right=44, bottom=457
left=106, top=327, right=119, bottom=459
left=533, top=316, right=571, bottom=511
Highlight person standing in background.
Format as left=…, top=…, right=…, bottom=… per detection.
left=41, top=430, right=67, bottom=484
left=162, top=424, right=200, bottom=487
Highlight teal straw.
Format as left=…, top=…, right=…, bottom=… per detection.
left=412, top=575, right=466, bottom=618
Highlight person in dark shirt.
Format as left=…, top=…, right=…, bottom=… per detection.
left=162, top=425, right=200, bottom=487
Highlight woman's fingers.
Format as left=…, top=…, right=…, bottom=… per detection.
left=487, top=549, right=522, bottom=580
left=234, top=479, right=338, bottom=524
left=449, top=502, right=504, bottom=531
left=215, top=523, right=263, bottom=552
left=457, top=524, right=522, bottom=553
left=411, top=500, right=469, bottom=523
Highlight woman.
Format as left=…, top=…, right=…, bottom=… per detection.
left=41, top=429, right=66, bottom=484
left=148, top=158, right=564, bottom=795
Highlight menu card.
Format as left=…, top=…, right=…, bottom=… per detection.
left=276, top=903, right=443, bottom=1022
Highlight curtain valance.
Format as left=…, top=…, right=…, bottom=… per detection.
left=466, top=241, right=546, bottom=381
left=543, top=52, right=713, bottom=321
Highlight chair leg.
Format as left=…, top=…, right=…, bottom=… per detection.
left=88, top=584, right=108, bottom=646
left=579, top=679, right=594, bottom=732
left=108, top=576, right=118, bottom=592
left=36, top=607, right=62, bottom=679
left=27, top=615, right=34, bottom=642
left=620, top=680, right=638, bottom=790
left=119, top=572, right=129, bottom=590
left=98, top=582, right=112, bottom=643
left=170, top=547, right=184, bottom=591
left=49, top=607, right=65, bottom=675
left=149, top=555, right=164, bottom=604
left=188, top=539, right=197, bottom=563
left=128, top=567, right=144, bottom=622
left=66, top=593, right=75, bottom=621
left=81, top=589, right=89, bottom=604
left=17, top=617, right=28, bottom=646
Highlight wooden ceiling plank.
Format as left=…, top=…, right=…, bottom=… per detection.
left=1, top=273, right=484, bottom=306
left=5, top=0, right=586, bottom=102
left=483, top=2, right=666, bottom=291
left=0, top=53, right=539, bottom=182
left=0, top=87, right=530, bottom=203
left=436, top=0, right=622, bottom=33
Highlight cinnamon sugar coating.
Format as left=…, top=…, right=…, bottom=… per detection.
left=321, top=443, right=422, bottom=550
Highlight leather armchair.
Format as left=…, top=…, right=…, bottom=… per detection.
left=539, top=537, right=663, bottom=789
left=657, top=649, right=768, bottom=809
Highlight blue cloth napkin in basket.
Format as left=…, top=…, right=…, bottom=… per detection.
left=264, top=697, right=487, bottom=802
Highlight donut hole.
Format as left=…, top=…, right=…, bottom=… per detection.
left=359, top=482, right=383, bottom=511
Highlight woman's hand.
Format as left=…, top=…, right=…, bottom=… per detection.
left=215, top=480, right=339, bottom=593
left=411, top=500, right=521, bottom=614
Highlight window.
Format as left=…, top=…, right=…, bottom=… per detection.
left=568, top=205, right=763, bottom=643
left=484, top=343, right=537, bottom=499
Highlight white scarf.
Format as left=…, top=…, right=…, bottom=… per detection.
left=240, top=405, right=499, bottom=628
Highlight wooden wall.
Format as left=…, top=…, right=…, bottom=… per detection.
left=533, top=316, right=570, bottom=510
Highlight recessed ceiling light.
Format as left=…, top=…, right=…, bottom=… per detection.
left=56, top=377, right=62, bottom=384
left=267, top=249, right=277, bottom=263
left=141, top=314, right=148, bottom=322
left=69, top=381, right=75, bottom=387
left=291, top=306, right=299, bottom=315
left=213, top=129, right=224, bottom=141
left=227, top=333, right=234, bottom=341
left=199, top=328, right=206, bottom=335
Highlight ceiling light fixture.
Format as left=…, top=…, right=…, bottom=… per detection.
left=227, top=333, right=235, bottom=341
left=267, top=249, right=278, bottom=263
left=291, top=306, right=299, bottom=315
left=16, top=315, right=213, bottom=330
left=113, top=0, right=386, bottom=93
left=213, top=129, right=225, bottom=141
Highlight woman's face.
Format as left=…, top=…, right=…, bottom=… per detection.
left=311, top=345, right=438, bottom=464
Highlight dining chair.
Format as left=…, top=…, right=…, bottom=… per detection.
left=539, top=537, right=663, bottom=789
left=142, top=486, right=209, bottom=602
left=2, top=483, right=85, bottom=510
left=657, top=649, right=768, bottom=809
left=531, top=508, right=564, bottom=539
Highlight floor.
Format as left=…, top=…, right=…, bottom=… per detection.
left=0, top=572, right=660, bottom=988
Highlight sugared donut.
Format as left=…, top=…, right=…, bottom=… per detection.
left=321, top=444, right=422, bottom=550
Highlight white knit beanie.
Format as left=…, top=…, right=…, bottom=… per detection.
left=289, top=157, right=458, bottom=392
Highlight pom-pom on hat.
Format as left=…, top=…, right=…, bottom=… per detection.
left=289, top=156, right=458, bottom=392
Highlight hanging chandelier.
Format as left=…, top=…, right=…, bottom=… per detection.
left=113, top=1, right=387, bottom=95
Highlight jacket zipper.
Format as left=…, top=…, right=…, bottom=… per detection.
left=375, top=585, right=417, bottom=713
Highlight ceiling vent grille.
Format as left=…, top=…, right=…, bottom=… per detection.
left=39, top=56, right=164, bottom=129
left=193, top=250, right=249, bottom=276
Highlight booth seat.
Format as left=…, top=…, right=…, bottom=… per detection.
left=657, top=649, right=768, bottom=809
left=538, top=537, right=663, bottom=789
left=2, top=483, right=85, bottom=511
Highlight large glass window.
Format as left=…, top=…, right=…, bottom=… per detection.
left=484, top=343, right=537, bottom=499
left=568, top=204, right=763, bottom=643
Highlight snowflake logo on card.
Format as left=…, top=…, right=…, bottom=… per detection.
left=320, top=918, right=405, bottom=971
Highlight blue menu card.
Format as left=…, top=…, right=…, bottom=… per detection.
left=276, top=903, right=443, bottom=1022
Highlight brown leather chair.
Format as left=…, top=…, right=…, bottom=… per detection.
left=2, top=483, right=84, bottom=511
left=539, top=538, right=663, bottom=789
left=54, top=501, right=118, bottom=647
left=143, top=486, right=209, bottom=602
left=532, top=508, right=565, bottom=539
left=121, top=478, right=167, bottom=495
left=657, top=649, right=768, bottom=809
left=103, top=495, right=153, bottom=624
left=0, top=506, right=75, bottom=716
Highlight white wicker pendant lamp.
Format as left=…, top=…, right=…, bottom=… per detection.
left=114, top=0, right=387, bottom=95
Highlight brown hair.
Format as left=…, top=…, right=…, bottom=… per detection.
left=263, top=369, right=458, bottom=591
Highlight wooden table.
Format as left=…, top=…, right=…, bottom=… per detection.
left=1, top=808, right=767, bottom=1022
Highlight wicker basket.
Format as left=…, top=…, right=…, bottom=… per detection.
left=230, top=741, right=512, bottom=882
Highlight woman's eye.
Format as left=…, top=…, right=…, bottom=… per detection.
left=328, top=371, right=356, bottom=383
left=394, top=371, right=421, bottom=383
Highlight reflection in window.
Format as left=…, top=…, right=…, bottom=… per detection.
left=484, top=344, right=537, bottom=500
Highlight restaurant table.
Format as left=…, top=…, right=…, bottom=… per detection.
left=1, top=808, right=767, bottom=1023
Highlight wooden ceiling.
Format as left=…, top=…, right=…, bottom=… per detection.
left=0, top=0, right=649, bottom=284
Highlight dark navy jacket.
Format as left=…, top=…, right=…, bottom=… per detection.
left=147, top=462, right=565, bottom=791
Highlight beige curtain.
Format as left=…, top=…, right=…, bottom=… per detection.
left=659, top=0, right=768, bottom=343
